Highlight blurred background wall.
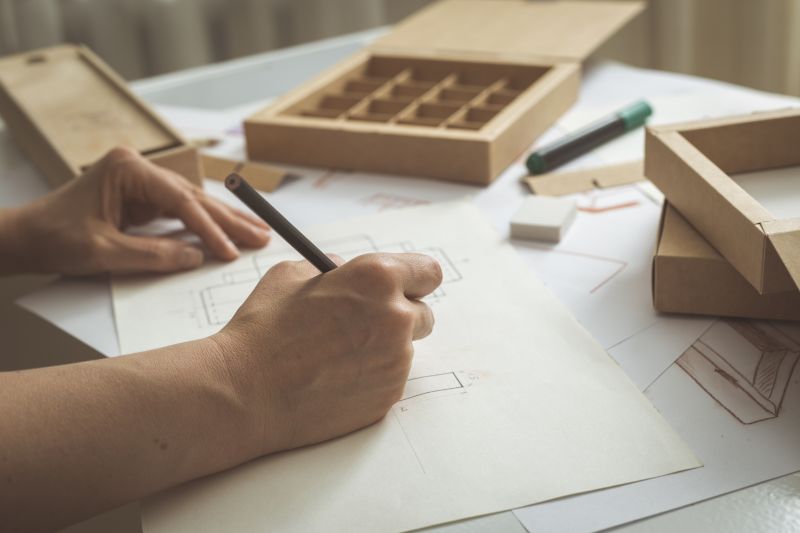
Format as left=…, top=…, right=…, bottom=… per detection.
left=0, top=0, right=797, bottom=97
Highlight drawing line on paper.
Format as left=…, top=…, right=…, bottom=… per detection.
left=391, top=409, right=426, bottom=474
left=578, top=200, right=640, bottom=214
left=196, top=235, right=464, bottom=327
left=677, top=320, right=800, bottom=424
left=359, top=192, right=431, bottom=211
left=517, top=243, right=628, bottom=294
left=312, top=170, right=338, bottom=189
left=401, top=372, right=465, bottom=401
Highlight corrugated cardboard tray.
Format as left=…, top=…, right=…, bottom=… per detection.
left=646, top=108, right=800, bottom=294
left=654, top=203, right=800, bottom=321
left=245, top=0, right=642, bottom=185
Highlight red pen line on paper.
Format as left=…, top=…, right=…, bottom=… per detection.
left=578, top=200, right=640, bottom=213
left=312, top=170, right=337, bottom=189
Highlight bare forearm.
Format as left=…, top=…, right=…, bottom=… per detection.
left=0, top=338, right=257, bottom=532
left=0, top=207, right=32, bottom=275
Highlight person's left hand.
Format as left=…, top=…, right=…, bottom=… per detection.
left=10, top=146, right=270, bottom=275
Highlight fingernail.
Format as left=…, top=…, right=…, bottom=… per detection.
left=225, top=239, right=240, bottom=258
left=254, top=227, right=271, bottom=240
left=180, top=247, right=204, bottom=268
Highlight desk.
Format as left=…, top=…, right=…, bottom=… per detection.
left=1, top=28, right=798, bottom=533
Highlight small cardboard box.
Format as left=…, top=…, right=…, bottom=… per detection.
left=653, top=203, right=800, bottom=321
left=245, top=0, right=642, bottom=185
left=0, top=44, right=202, bottom=188
left=646, top=108, right=800, bottom=295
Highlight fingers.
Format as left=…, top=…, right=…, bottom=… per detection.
left=170, top=195, right=241, bottom=261
left=345, top=253, right=443, bottom=300
left=197, top=196, right=271, bottom=249
left=407, top=300, right=435, bottom=340
left=395, top=253, right=443, bottom=299
left=108, top=149, right=268, bottom=261
left=102, top=233, right=204, bottom=273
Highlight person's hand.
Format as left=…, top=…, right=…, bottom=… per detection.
left=9, top=146, right=270, bottom=275
left=212, top=252, right=443, bottom=456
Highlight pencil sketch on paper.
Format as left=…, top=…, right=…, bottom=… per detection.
left=196, top=235, right=464, bottom=327
left=677, top=319, right=800, bottom=424
left=401, top=372, right=464, bottom=401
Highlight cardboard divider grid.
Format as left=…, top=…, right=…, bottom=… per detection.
left=286, top=56, right=540, bottom=133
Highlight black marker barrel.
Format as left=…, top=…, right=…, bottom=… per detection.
left=526, top=100, right=652, bottom=175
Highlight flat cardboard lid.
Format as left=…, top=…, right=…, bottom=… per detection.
left=0, top=45, right=182, bottom=170
left=373, top=0, right=644, bottom=62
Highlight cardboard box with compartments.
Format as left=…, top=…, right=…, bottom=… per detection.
left=245, top=0, right=643, bottom=185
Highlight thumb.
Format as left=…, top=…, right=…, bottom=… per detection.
left=104, top=233, right=204, bottom=273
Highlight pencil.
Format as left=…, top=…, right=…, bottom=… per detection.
left=225, top=173, right=337, bottom=273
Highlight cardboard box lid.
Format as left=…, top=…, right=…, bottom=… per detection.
left=372, top=0, right=644, bottom=62
left=647, top=108, right=800, bottom=294
left=0, top=45, right=184, bottom=171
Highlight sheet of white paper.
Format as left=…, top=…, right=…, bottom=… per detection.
left=732, top=166, right=800, bottom=220
left=16, top=276, right=119, bottom=356
left=515, top=319, right=800, bottom=533
left=131, top=202, right=698, bottom=533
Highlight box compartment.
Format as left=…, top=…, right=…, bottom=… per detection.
left=246, top=0, right=643, bottom=185
left=646, top=109, right=800, bottom=294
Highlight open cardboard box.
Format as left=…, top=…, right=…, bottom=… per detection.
left=654, top=203, right=800, bottom=321
left=246, top=0, right=642, bottom=185
left=0, top=45, right=202, bottom=188
left=646, top=108, right=800, bottom=295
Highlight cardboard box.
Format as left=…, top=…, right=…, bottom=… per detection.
left=653, top=203, right=800, bottom=321
left=200, top=154, right=287, bottom=192
left=245, top=0, right=642, bottom=185
left=525, top=160, right=644, bottom=195
left=646, top=108, right=800, bottom=294
left=0, top=44, right=202, bottom=188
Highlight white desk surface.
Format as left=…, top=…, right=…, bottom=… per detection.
left=1, top=28, right=798, bottom=533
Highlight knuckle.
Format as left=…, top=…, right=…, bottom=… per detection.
left=266, top=260, right=298, bottom=277
left=106, top=146, right=139, bottom=162
left=174, top=189, right=197, bottom=209
left=353, top=254, right=398, bottom=292
left=386, top=302, right=415, bottom=329
left=102, top=147, right=141, bottom=179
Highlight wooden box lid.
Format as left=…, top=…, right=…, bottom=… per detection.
left=373, top=0, right=643, bottom=62
left=0, top=45, right=186, bottom=172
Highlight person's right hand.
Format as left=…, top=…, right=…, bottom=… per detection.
left=212, top=252, right=442, bottom=456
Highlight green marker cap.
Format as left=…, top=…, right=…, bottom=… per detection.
left=618, top=100, right=653, bottom=131
left=526, top=152, right=546, bottom=174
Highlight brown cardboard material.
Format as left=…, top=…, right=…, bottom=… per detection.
left=201, top=154, right=287, bottom=192
left=653, top=203, right=800, bottom=321
left=646, top=108, right=800, bottom=294
left=246, top=0, right=643, bottom=185
left=525, top=160, right=643, bottom=195
left=0, top=44, right=202, bottom=188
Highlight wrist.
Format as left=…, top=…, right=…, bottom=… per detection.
left=208, top=328, right=285, bottom=457
left=198, top=333, right=268, bottom=461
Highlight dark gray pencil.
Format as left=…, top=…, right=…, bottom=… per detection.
left=225, top=173, right=337, bottom=273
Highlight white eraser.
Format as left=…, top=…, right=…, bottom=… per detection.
left=510, top=195, right=577, bottom=243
